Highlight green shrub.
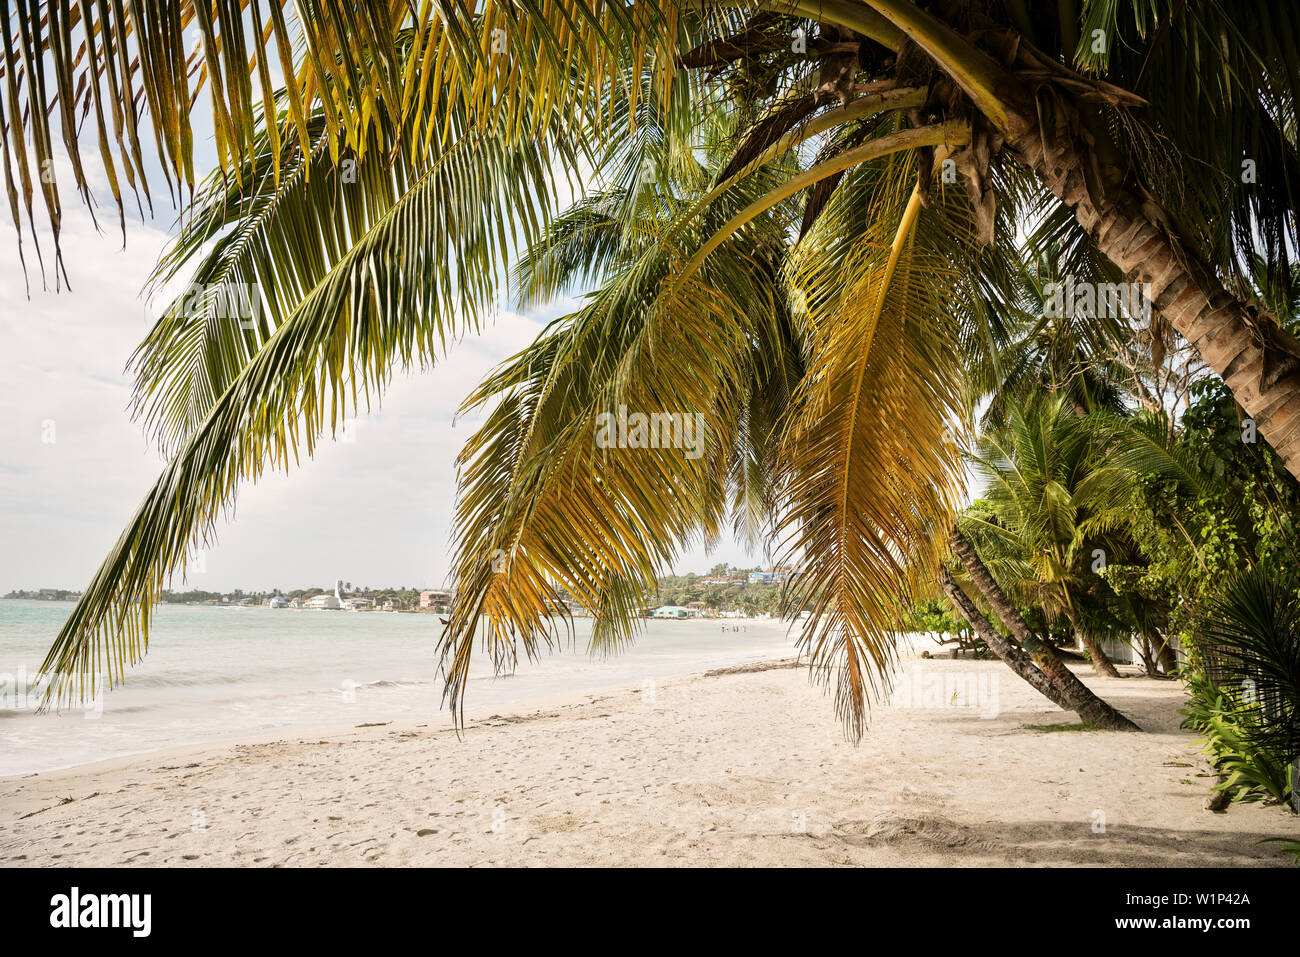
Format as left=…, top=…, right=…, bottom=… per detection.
left=1180, top=667, right=1293, bottom=805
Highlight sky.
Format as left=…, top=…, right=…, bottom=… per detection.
left=0, top=194, right=759, bottom=596
left=0, top=22, right=776, bottom=597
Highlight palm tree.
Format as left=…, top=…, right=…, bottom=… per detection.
left=361, top=90, right=1135, bottom=732
left=945, top=525, right=1140, bottom=728
left=937, top=558, right=1139, bottom=729
left=17, top=3, right=1300, bottom=728
left=965, top=397, right=1150, bottom=677
left=7, top=3, right=1299, bottom=466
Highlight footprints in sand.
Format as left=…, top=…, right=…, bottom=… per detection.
left=831, top=815, right=998, bottom=852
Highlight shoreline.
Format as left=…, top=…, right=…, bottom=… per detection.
left=0, top=613, right=806, bottom=780
left=2, top=655, right=1294, bottom=867
left=1, top=660, right=788, bottom=787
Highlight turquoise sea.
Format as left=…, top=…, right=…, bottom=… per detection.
left=0, top=600, right=798, bottom=775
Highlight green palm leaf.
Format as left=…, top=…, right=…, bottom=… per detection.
left=39, top=123, right=566, bottom=704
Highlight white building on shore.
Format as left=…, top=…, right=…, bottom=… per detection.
left=307, top=579, right=346, bottom=610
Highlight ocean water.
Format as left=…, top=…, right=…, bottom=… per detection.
left=0, top=600, right=800, bottom=776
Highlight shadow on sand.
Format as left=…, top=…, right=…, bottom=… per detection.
left=820, top=814, right=1294, bottom=866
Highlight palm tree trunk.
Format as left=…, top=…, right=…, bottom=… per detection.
left=1016, top=127, right=1300, bottom=480
left=937, top=567, right=1071, bottom=711
left=1136, top=637, right=1160, bottom=678
left=1061, top=603, right=1123, bottom=678
left=948, top=528, right=1140, bottom=730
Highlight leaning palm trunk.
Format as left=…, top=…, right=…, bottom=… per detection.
left=938, top=567, right=1071, bottom=712
left=1017, top=126, right=1300, bottom=478
left=1156, top=638, right=1179, bottom=677
left=1060, top=603, right=1123, bottom=679
left=948, top=529, right=1139, bottom=731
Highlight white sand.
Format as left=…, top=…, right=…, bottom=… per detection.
left=1, top=657, right=1294, bottom=866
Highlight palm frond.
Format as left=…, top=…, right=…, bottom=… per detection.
left=1077, top=0, right=1300, bottom=296
left=1, top=1, right=696, bottom=279
left=131, top=82, right=572, bottom=453
left=773, top=148, right=969, bottom=737
left=40, top=124, right=563, bottom=704
left=442, top=237, right=784, bottom=717
left=1200, top=565, right=1300, bottom=763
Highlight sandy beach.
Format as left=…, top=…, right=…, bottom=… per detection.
left=1, top=656, right=1294, bottom=867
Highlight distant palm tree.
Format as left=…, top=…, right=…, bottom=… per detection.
left=17, top=3, right=1300, bottom=727
left=964, top=397, right=1144, bottom=676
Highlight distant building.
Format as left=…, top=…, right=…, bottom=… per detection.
left=307, top=593, right=342, bottom=610
left=267, top=595, right=289, bottom=608
left=748, top=568, right=800, bottom=585
left=653, top=605, right=691, bottom=619
left=419, top=590, right=453, bottom=611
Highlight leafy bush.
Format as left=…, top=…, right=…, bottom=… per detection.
left=1181, top=653, right=1295, bottom=807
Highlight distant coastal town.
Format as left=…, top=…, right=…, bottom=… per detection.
left=3, top=564, right=801, bottom=619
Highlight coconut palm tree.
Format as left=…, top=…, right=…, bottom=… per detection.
left=937, top=557, right=1140, bottom=728
left=7, top=2, right=1299, bottom=464
left=456, top=98, right=1147, bottom=730
left=963, top=396, right=1150, bottom=676
left=17, top=3, right=1300, bottom=728
left=944, top=524, right=1140, bottom=727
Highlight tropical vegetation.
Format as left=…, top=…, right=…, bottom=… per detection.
left=3, top=2, right=1298, bottom=821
